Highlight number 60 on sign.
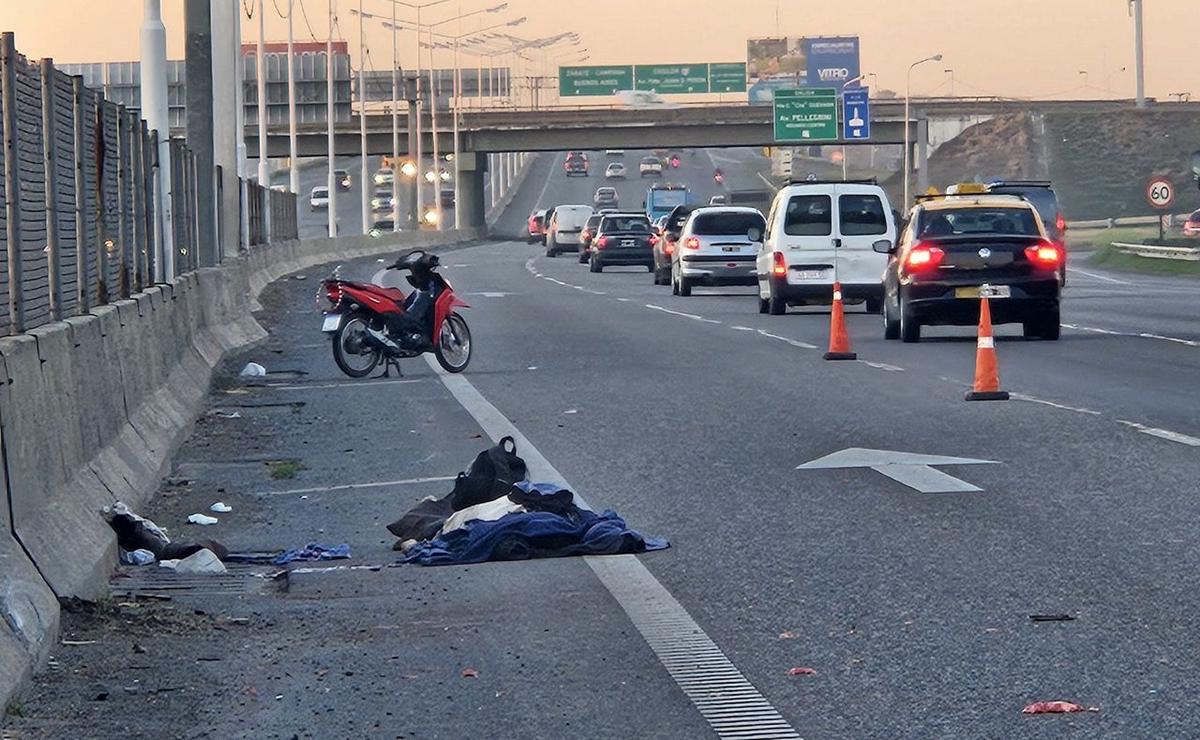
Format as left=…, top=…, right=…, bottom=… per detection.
left=1146, top=177, right=1175, bottom=209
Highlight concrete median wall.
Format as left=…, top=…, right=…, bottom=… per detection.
left=0, top=227, right=480, bottom=714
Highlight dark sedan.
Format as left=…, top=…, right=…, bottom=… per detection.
left=588, top=213, right=656, bottom=273
left=881, top=196, right=1063, bottom=342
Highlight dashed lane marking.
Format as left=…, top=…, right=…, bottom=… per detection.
left=267, top=378, right=424, bottom=391
left=1011, top=393, right=1102, bottom=416
left=1064, top=324, right=1200, bottom=348
left=424, top=355, right=801, bottom=740
left=859, top=360, right=905, bottom=372
left=756, top=329, right=819, bottom=350
left=1067, top=268, right=1133, bottom=285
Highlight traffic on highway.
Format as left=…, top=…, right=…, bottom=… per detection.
left=5, top=2, right=1200, bottom=739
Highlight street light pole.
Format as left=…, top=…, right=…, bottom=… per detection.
left=904, top=53, right=941, bottom=209
left=1131, top=0, right=1146, bottom=108
left=256, top=0, right=270, bottom=238
left=326, top=0, right=337, bottom=237
left=390, top=0, right=400, bottom=230
left=358, top=0, right=369, bottom=234
left=287, top=0, right=299, bottom=194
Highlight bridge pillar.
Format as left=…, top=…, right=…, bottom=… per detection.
left=456, top=152, right=487, bottom=230
left=915, top=119, right=930, bottom=195
left=489, top=153, right=498, bottom=208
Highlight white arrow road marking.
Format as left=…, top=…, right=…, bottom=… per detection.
left=798, top=447, right=998, bottom=493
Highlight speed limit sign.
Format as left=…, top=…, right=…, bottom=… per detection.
left=1146, top=178, right=1176, bottom=209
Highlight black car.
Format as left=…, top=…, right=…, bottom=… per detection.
left=985, top=180, right=1067, bottom=280
left=334, top=169, right=352, bottom=191
left=589, top=213, right=655, bottom=273
left=578, top=213, right=604, bottom=263
left=880, top=195, right=1062, bottom=343
left=653, top=204, right=701, bottom=285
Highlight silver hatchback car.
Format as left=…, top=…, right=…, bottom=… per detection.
left=671, top=206, right=766, bottom=297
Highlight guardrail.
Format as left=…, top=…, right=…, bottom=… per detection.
left=1112, top=241, right=1200, bottom=261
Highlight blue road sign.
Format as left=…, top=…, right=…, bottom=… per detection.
left=842, top=88, right=871, bottom=140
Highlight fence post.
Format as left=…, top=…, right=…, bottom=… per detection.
left=115, top=105, right=130, bottom=296
left=1, top=33, right=25, bottom=333
left=39, top=59, right=63, bottom=321
left=130, top=111, right=145, bottom=292
left=142, top=122, right=154, bottom=284
left=71, top=76, right=89, bottom=312
left=94, top=100, right=108, bottom=303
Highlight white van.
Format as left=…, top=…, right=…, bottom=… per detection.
left=756, top=181, right=896, bottom=315
left=546, top=205, right=594, bottom=257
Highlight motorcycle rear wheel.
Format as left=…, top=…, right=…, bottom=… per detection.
left=435, top=312, right=472, bottom=373
left=332, top=313, right=382, bottom=378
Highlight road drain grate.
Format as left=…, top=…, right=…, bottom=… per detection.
left=587, top=555, right=802, bottom=740
left=110, top=565, right=288, bottom=598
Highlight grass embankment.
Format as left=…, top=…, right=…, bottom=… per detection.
left=1073, top=227, right=1200, bottom=277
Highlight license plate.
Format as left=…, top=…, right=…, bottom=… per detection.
left=321, top=313, right=341, bottom=332
left=790, top=269, right=825, bottom=281
left=956, top=285, right=1011, bottom=299
left=721, top=246, right=741, bottom=253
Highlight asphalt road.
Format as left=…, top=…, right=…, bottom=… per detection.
left=11, top=149, right=1200, bottom=739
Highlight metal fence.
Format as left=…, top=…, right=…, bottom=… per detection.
left=0, top=33, right=298, bottom=335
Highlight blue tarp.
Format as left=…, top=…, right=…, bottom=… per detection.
left=404, top=485, right=668, bottom=566
left=274, top=542, right=352, bottom=565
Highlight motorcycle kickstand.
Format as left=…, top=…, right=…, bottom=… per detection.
left=377, top=357, right=403, bottom=378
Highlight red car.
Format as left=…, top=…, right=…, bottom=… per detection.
left=1184, top=210, right=1200, bottom=238
left=527, top=210, right=547, bottom=244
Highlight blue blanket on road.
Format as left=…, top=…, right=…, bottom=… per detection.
left=404, top=487, right=668, bottom=566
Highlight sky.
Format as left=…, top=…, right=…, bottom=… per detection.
left=1, top=0, right=1195, bottom=100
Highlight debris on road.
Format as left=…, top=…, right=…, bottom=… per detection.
left=563, top=409, right=579, bottom=415
left=273, top=542, right=351, bottom=565
left=240, top=362, right=267, bottom=377
left=187, top=513, right=219, bottom=526
left=209, top=502, right=233, bottom=513
left=1022, top=701, right=1097, bottom=714
left=460, top=668, right=480, bottom=678
left=120, top=549, right=156, bottom=566
left=209, top=409, right=242, bottom=419
left=778, top=631, right=797, bottom=640
left=104, top=501, right=171, bottom=555
left=787, top=667, right=817, bottom=676
left=1030, top=614, right=1076, bottom=622
left=173, top=549, right=227, bottom=575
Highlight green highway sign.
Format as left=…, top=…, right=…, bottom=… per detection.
left=634, top=64, right=711, bottom=94
left=708, top=63, right=747, bottom=93
left=559, top=65, right=634, bottom=97
left=773, top=88, right=839, bottom=142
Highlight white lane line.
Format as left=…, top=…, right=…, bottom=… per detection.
left=266, top=378, right=424, bottom=391
left=1068, top=267, right=1133, bottom=285
left=617, top=297, right=632, bottom=302
left=756, top=329, right=819, bottom=350
left=251, top=475, right=456, bottom=497
left=1064, top=323, right=1200, bottom=348
left=533, top=152, right=562, bottom=209
left=646, top=304, right=704, bottom=321
left=1010, top=393, right=1101, bottom=416
left=859, top=360, right=905, bottom=372
left=730, top=325, right=755, bottom=332
left=1116, top=420, right=1200, bottom=447
left=424, top=356, right=800, bottom=739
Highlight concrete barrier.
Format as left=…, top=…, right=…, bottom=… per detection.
left=487, top=153, right=539, bottom=233
left=1112, top=241, right=1200, bottom=261
left=0, top=226, right=481, bottom=714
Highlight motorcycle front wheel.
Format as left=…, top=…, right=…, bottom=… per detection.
left=435, top=312, right=472, bottom=373
left=332, top=313, right=382, bottom=378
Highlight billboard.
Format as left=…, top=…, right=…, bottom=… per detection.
left=746, top=37, right=806, bottom=104
left=804, top=36, right=861, bottom=89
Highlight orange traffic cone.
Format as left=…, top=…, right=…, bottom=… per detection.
left=823, top=282, right=857, bottom=361
left=965, top=297, right=1009, bottom=401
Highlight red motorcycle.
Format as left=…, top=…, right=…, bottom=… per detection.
left=319, top=250, right=471, bottom=377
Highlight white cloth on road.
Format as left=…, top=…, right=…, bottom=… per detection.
left=440, top=497, right=526, bottom=537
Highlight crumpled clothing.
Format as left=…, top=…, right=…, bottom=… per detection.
left=274, top=542, right=352, bottom=565
left=507, top=481, right=580, bottom=516
left=404, top=508, right=669, bottom=566
left=440, top=497, right=526, bottom=537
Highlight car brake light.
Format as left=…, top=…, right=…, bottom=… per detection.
left=1025, top=242, right=1062, bottom=267
left=664, top=243, right=674, bottom=255
left=596, top=236, right=608, bottom=250
left=905, top=244, right=945, bottom=272
left=581, top=230, right=591, bottom=241
left=772, top=252, right=787, bottom=278
left=684, top=237, right=701, bottom=250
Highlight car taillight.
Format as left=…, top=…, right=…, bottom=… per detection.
left=581, top=230, right=591, bottom=241
left=905, top=244, right=945, bottom=272
left=772, top=252, right=787, bottom=278
left=1055, top=213, right=1066, bottom=232
left=1025, top=242, right=1063, bottom=268
left=649, top=235, right=659, bottom=247
left=684, top=237, right=701, bottom=250
left=664, top=243, right=674, bottom=255
left=596, top=236, right=608, bottom=250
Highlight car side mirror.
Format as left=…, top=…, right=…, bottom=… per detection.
left=872, top=239, right=894, bottom=254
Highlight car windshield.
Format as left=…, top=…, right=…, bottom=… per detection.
left=641, top=157, right=659, bottom=164
left=312, top=187, right=328, bottom=197
left=651, top=190, right=688, bottom=208
left=691, top=212, right=766, bottom=236
left=585, top=215, right=602, bottom=229
left=920, top=207, right=1041, bottom=236
left=597, top=189, right=615, bottom=196
left=988, top=186, right=1058, bottom=225
left=600, top=216, right=651, bottom=233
